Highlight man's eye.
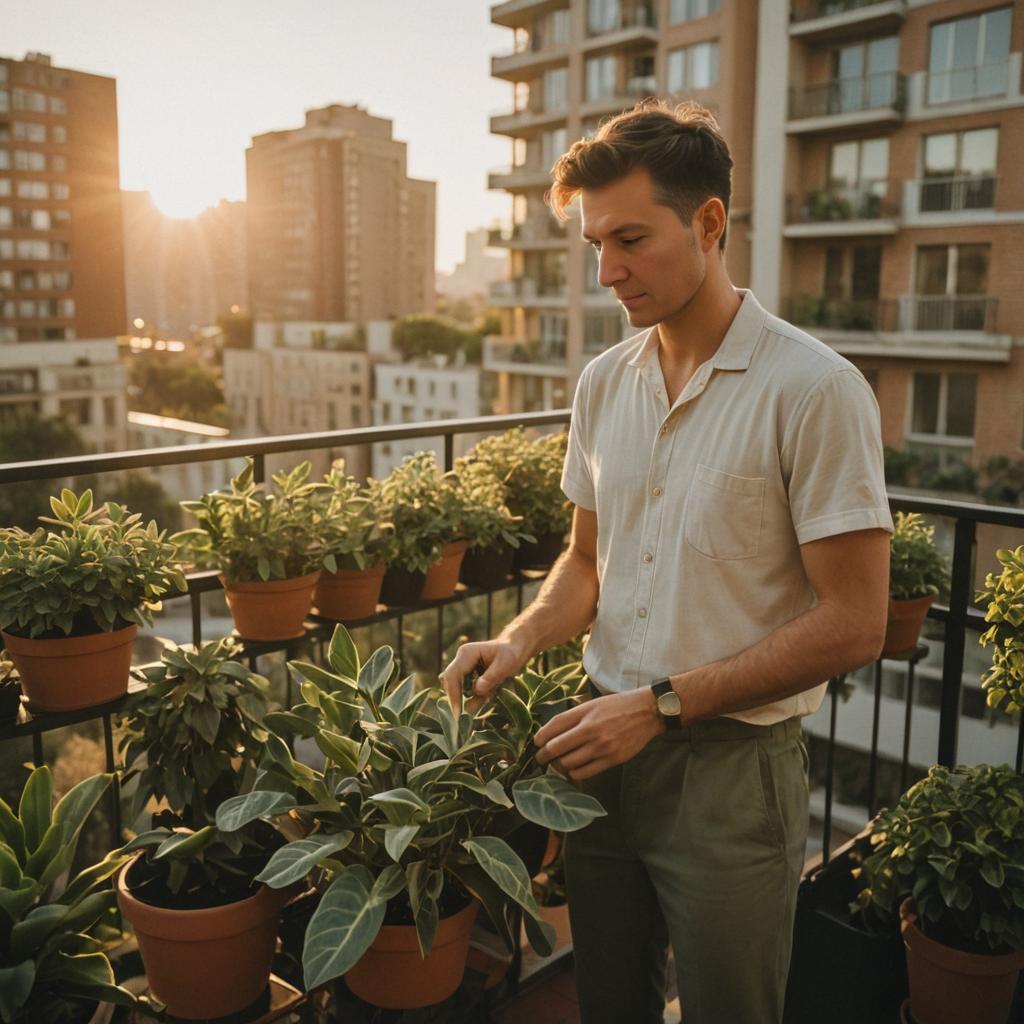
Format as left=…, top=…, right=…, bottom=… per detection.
left=622, top=237, right=644, bottom=246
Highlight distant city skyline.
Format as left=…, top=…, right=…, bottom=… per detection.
left=1, top=0, right=517, bottom=271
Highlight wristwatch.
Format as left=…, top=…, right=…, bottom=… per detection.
left=651, top=677, right=682, bottom=730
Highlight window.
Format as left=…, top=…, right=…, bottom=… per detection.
left=540, top=127, right=568, bottom=168
left=824, top=244, right=882, bottom=302
left=52, top=240, right=70, bottom=258
left=0, top=65, right=6, bottom=83
left=13, top=121, right=45, bottom=143
left=0, top=151, right=9, bottom=170
left=910, top=371, right=976, bottom=439
left=12, top=89, right=46, bottom=113
left=544, top=67, right=568, bottom=112
left=30, top=210, right=50, bottom=230
left=51, top=155, right=67, bottom=173
left=0, top=207, right=10, bottom=228
left=14, top=150, right=45, bottom=171
left=587, top=0, right=620, bottom=34
left=59, top=398, right=91, bottom=426
left=828, top=138, right=889, bottom=212
left=585, top=56, right=617, bottom=101
left=0, top=180, right=8, bottom=197
left=51, top=125, right=67, bottom=144
left=0, top=240, right=12, bottom=258
left=834, top=37, right=899, bottom=111
left=928, top=8, right=1012, bottom=104
left=103, top=397, right=117, bottom=428
left=60, top=299, right=75, bottom=318
left=16, top=180, right=47, bottom=199
left=0, top=271, right=11, bottom=289
left=920, top=127, right=998, bottom=211
left=48, top=96, right=66, bottom=115
left=16, top=240, right=49, bottom=259
left=17, top=271, right=34, bottom=290
left=667, top=41, right=720, bottom=92
left=913, top=244, right=989, bottom=330
left=669, top=0, right=719, bottom=22
left=52, top=183, right=69, bottom=200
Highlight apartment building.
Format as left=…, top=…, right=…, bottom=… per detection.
left=371, top=359, right=482, bottom=478
left=0, top=52, right=126, bottom=345
left=246, top=104, right=435, bottom=325
left=489, top=1, right=1023, bottom=479
left=487, top=0, right=757, bottom=412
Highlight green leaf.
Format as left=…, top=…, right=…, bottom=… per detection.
left=35, top=950, right=135, bottom=1006
left=315, top=729, right=361, bottom=774
left=495, top=687, right=532, bottom=737
left=255, top=833, right=353, bottom=889
left=523, top=909, right=556, bottom=958
left=369, top=863, right=406, bottom=905
left=383, top=824, right=420, bottom=863
left=18, top=766, right=53, bottom=853
left=0, top=961, right=35, bottom=1021
left=303, top=867, right=385, bottom=990
left=981, top=859, right=1005, bottom=889
left=215, top=791, right=297, bottom=832
left=9, top=904, right=68, bottom=959
left=358, top=645, right=395, bottom=699
left=191, top=702, right=222, bottom=745
left=0, top=798, right=27, bottom=865
left=328, top=624, right=360, bottom=681
left=462, top=836, right=541, bottom=919
left=366, top=788, right=429, bottom=826
left=154, top=827, right=218, bottom=860
left=513, top=774, right=607, bottom=832
left=406, top=861, right=443, bottom=958
left=449, top=859, right=515, bottom=952
left=290, top=660, right=349, bottom=693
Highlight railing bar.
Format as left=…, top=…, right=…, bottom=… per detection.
left=444, top=433, right=454, bottom=473
left=516, top=581, right=524, bottom=615
left=938, top=518, right=976, bottom=767
left=901, top=657, right=916, bottom=794
left=822, top=675, right=841, bottom=866
left=252, top=453, right=266, bottom=485
left=867, top=660, right=882, bottom=819
left=190, top=590, right=202, bottom=648
left=437, top=605, right=445, bottom=675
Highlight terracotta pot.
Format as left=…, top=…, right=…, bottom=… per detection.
left=882, top=595, right=934, bottom=657
left=2, top=624, right=136, bottom=713
left=117, top=858, right=293, bottom=1020
left=345, top=898, right=478, bottom=1009
left=459, top=542, right=515, bottom=589
left=421, top=540, right=470, bottom=600
left=220, top=571, right=320, bottom=642
left=313, top=563, right=385, bottom=621
left=514, top=531, right=565, bottom=571
left=900, top=899, right=1024, bottom=1024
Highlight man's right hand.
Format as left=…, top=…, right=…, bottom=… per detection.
left=439, top=638, right=529, bottom=714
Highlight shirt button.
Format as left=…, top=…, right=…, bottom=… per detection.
left=652, top=486, right=662, bottom=497
left=638, top=608, right=648, bottom=618
left=643, top=552, right=653, bottom=563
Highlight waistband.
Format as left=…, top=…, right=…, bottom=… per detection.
left=586, top=679, right=802, bottom=743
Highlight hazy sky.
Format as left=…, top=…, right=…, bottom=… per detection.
left=1, top=0, right=517, bottom=271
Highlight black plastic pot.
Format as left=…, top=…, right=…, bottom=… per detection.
left=460, top=543, right=515, bottom=590
left=380, top=566, right=427, bottom=606
left=513, top=531, right=565, bottom=571
left=783, top=832, right=907, bottom=1023
left=0, top=679, right=22, bottom=729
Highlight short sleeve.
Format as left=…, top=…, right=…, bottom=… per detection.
left=782, top=369, right=893, bottom=545
left=561, top=365, right=596, bottom=511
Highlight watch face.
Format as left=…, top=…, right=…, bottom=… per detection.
left=657, top=690, right=681, bottom=717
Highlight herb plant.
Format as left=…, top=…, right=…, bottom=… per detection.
left=978, top=545, right=1024, bottom=716
left=317, top=460, right=396, bottom=571
left=0, top=489, right=186, bottom=640
left=889, top=512, right=949, bottom=602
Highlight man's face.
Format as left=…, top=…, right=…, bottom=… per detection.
left=580, top=167, right=708, bottom=330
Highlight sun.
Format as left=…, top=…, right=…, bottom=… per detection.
left=149, top=185, right=218, bottom=221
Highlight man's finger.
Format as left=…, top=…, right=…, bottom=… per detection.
left=534, top=703, right=585, bottom=747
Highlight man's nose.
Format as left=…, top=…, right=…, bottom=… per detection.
left=598, top=248, right=627, bottom=289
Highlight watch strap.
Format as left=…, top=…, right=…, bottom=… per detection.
left=651, top=676, right=682, bottom=730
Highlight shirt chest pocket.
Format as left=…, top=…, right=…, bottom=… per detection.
left=684, top=464, right=766, bottom=560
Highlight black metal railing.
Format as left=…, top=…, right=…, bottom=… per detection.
left=1, top=412, right=1022, bottom=870
left=789, top=180, right=898, bottom=223
left=791, top=0, right=904, bottom=22
left=789, top=70, right=905, bottom=119
left=915, top=174, right=996, bottom=214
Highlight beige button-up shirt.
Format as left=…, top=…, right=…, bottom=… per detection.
left=561, top=290, right=893, bottom=725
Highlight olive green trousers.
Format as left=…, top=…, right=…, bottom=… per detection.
left=564, top=713, right=809, bottom=1024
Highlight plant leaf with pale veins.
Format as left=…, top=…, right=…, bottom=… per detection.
left=255, top=833, right=353, bottom=888
left=512, top=773, right=606, bottom=831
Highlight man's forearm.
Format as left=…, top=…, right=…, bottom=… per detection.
left=675, top=600, right=884, bottom=724
left=500, top=547, right=599, bottom=662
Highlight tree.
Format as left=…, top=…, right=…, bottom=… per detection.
left=218, top=310, right=253, bottom=350
left=392, top=315, right=483, bottom=364
left=128, top=353, right=229, bottom=427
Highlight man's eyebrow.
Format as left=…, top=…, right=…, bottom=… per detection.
left=581, top=222, right=650, bottom=242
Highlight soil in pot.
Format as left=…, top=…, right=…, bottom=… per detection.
left=220, top=572, right=320, bottom=642
left=313, top=563, right=385, bottom=621
left=514, top=531, right=565, bottom=571
left=460, top=543, right=515, bottom=590
left=882, top=595, right=934, bottom=658
left=345, top=881, right=478, bottom=1010
left=118, top=823, right=290, bottom=1020
left=899, top=900, right=1024, bottom=1024
left=3, top=623, right=137, bottom=713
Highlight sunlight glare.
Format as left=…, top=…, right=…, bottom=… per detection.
left=149, top=185, right=217, bottom=221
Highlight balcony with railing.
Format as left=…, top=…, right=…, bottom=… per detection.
left=902, top=175, right=1000, bottom=227
left=490, top=98, right=568, bottom=136
left=487, top=220, right=569, bottom=250
left=906, top=54, right=1024, bottom=118
left=582, top=0, right=657, bottom=51
left=899, top=295, right=999, bottom=335
left=488, top=161, right=555, bottom=191
left=489, top=276, right=568, bottom=307
left=2, top=414, right=1022, bottom=1021
left=784, top=179, right=900, bottom=236
left=787, top=70, right=905, bottom=132
left=483, top=336, right=569, bottom=375
left=580, top=72, right=658, bottom=117
left=492, top=34, right=570, bottom=81
left=491, top=0, right=569, bottom=29
left=789, top=0, right=906, bottom=40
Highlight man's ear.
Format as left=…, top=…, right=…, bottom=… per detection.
left=695, top=198, right=727, bottom=253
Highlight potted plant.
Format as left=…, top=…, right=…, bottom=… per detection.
left=464, top=429, right=571, bottom=571
left=883, top=512, right=949, bottom=657
left=855, top=763, right=1024, bottom=1024
left=0, top=489, right=186, bottom=712
left=0, top=652, right=22, bottom=729
left=174, top=458, right=331, bottom=642
left=454, top=459, right=533, bottom=589
left=116, top=820, right=295, bottom=1020
left=370, top=452, right=471, bottom=605
left=0, top=766, right=135, bottom=1024
left=213, top=624, right=605, bottom=1010
left=977, top=544, right=1024, bottom=717
left=311, top=460, right=396, bottom=622
left=117, top=637, right=270, bottom=829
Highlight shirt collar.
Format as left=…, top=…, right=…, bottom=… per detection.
left=626, top=289, right=766, bottom=372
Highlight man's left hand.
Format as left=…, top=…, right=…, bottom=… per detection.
left=534, top=687, right=665, bottom=781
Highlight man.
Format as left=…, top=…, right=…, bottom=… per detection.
left=440, top=100, right=893, bottom=1024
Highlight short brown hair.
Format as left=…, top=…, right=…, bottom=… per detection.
left=546, top=99, right=734, bottom=250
